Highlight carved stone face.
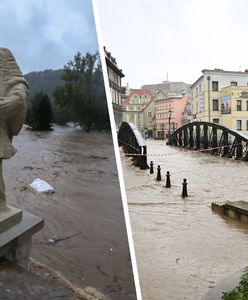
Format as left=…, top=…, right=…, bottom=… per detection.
left=0, top=47, right=28, bottom=139
left=0, top=47, right=22, bottom=80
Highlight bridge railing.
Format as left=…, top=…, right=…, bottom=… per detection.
left=118, top=122, right=148, bottom=169
left=169, top=121, right=248, bottom=161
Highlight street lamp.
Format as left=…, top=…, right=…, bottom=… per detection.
left=207, top=75, right=211, bottom=122
left=168, top=109, right=172, bottom=143
left=161, top=123, right=164, bottom=140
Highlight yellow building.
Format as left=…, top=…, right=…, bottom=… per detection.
left=220, top=86, right=248, bottom=134
left=191, top=69, right=248, bottom=134
left=142, top=97, right=155, bottom=137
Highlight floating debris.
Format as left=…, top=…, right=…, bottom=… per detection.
left=30, top=178, right=54, bottom=193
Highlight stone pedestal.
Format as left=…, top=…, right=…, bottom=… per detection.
left=0, top=208, right=44, bottom=268
left=0, top=206, right=22, bottom=231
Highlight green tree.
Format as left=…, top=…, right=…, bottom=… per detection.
left=53, top=51, right=109, bottom=131
left=26, top=92, right=53, bottom=131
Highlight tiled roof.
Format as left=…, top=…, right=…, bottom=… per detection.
left=123, top=89, right=154, bottom=105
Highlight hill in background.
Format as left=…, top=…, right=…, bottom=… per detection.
left=24, top=69, right=64, bottom=101
left=141, top=80, right=191, bottom=95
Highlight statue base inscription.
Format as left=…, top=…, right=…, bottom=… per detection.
left=0, top=206, right=22, bottom=231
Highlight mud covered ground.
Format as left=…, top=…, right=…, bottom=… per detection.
left=3, top=126, right=136, bottom=300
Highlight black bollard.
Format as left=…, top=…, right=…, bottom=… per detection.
left=156, top=165, right=161, bottom=181
left=165, top=171, right=171, bottom=188
left=150, top=161, right=154, bottom=174
left=182, top=178, right=188, bottom=198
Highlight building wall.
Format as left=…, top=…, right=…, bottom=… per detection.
left=122, top=90, right=153, bottom=132
left=191, top=70, right=248, bottom=135
left=154, top=93, right=188, bottom=139
left=104, top=47, right=124, bottom=129
left=220, top=86, right=248, bottom=134
left=143, top=99, right=155, bottom=137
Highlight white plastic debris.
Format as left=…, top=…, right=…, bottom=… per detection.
left=47, top=239, right=56, bottom=246
left=30, top=178, right=54, bottom=193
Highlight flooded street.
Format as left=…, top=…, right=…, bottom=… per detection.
left=121, top=139, right=248, bottom=300
left=3, top=126, right=136, bottom=300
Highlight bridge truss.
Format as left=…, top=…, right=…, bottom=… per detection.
left=169, top=121, right=248, bottom=160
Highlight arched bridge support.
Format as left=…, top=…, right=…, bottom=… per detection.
left=118, top=122, right=149, bottom=169
left=170, top=121, right=248, bottom=161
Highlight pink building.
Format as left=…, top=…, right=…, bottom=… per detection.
left=154, top=91, right=188, bottom=139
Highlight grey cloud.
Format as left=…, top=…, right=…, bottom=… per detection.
left=0, top=0, right=98, bottom=73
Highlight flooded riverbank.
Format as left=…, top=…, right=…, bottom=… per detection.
left=121, top=139, right=248, bottom=300
left=3, top=126, right=136, bottom=300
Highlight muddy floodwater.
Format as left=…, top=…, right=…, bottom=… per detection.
left=121, top=139, right=248, bottom=300
left=3, top=126, right=136, bottom=300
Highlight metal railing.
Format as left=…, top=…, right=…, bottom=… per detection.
left=118, top=122, right=149, bottom=169
left=169, top=121, right=248, bottom=161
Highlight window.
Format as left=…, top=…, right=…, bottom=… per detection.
left=237, top=100, right=242, bottom=111
left=212, top=81, right=219, bottom=91
left=148, top=112, right=152, bottom=117
left=231, top=81, right=237, bottom=86
left=213, top=118, right=219, bottom=124
left=212, top=99, right=219, bottom=111
left=196, top=87, right=198, bottom=96
left=246, top=101, right=248, bottom=111
left=247, top=120, right=248, bottom=131
left=237, top=120, right=242, bottom=131
left=199, top=84, right=201, bottom=93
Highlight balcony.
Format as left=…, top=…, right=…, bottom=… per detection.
left=221, top=107, right=231, bottom=114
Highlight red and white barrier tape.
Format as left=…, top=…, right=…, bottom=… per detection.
left=123, top=143, right=244, bottom=157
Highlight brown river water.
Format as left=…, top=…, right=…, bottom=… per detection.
left=3, top=126, right=136, bottom=300
left=121, top=139, right=248, bottom=300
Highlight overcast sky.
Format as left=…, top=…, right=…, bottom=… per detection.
left=96, top=0, right=248, bottom=88
left=0, top=0, right=98, bottom=74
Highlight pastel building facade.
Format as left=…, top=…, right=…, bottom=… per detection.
left=190, top=69, right=248, bottom=134
left=122, top=89, right=154, bottom=132
left=154, top=91, right=188, bottom=139
left=220, top=86, right=248, bottom=133
left=142, top=98, right=155, bottom=137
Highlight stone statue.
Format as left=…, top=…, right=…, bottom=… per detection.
left=0, top=48, right=29, bottom=209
